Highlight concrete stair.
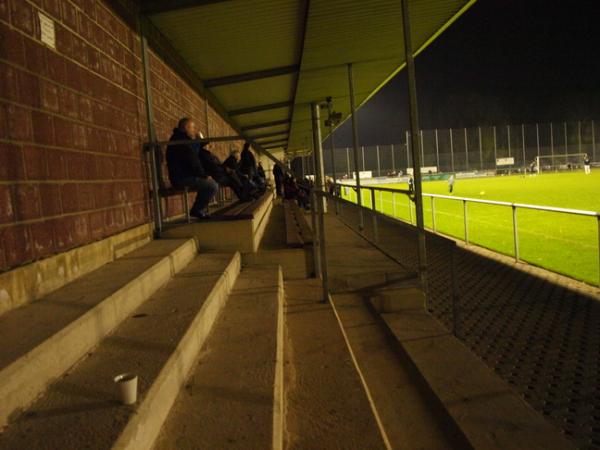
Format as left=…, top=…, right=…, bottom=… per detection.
left=0, top=238, right=197, bottom=429
left=0, top=251, right=241, bottom=450
left=153, top=266, right=284, bottom=450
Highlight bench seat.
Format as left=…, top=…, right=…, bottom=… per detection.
left=161, top=189, right=275, bottom=253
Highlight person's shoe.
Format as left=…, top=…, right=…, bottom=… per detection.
left=190, top=209, right=210, bottom=220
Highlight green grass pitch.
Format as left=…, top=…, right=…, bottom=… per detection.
left=342, top=171, right=600, bottom=285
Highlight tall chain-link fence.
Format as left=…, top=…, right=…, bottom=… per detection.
left=297, top=119, right=598, bottom=177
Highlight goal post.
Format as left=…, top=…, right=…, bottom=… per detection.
left=535, top=153, right=587, bottom=173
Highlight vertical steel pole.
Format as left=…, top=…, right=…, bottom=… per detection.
left=493, top=125, right=497, bottom=169
left=329, top=126, right=337, bottom=183
left=521, top=123, right=526, bottom=169
left=346, top=147, right=350, bottom=176
left=406, top=130, right=410, bottom=168
left=431, top=196, right=436, bottom=231
left=564, top=121, right=568, bottom=156
left=449, top=128, right=454, bottom=172
left=402, top=0, right=428, bottom=306
left=361, top=146, right=366, bottom=172
left=550, top=122, right=554, bottom=157
left=593, top=120, right=596, bottom=161
left=140, top=18, right=162, bottom=238
left=371, top=189, right=378, bottom=242
left=463, top=200, right=469, bottom=244
left=376, top=145, right=381, bottom=177
left=348, top=63, right=364, bottom=229
left=420, top=130, right=425, bottom=166
left=435, top=129, right=440, bottom=171
left=391, top=144, right=396, bottom=172
left=464, top=127, right=469, bottom=171
left=512, top=205, right=519, bottom=261
left=478, top=126, right=483, bottom=170
left=408, top=195, right=413, bottom=224
left=311, top=102, right=326, bottom=213
left=536, top=123, right=540, bottom=159
left=310, top=189, right=321, bottom=278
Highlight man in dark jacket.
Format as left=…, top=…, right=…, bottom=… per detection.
left=166, top=118, right=217, bottom=219
left=197, top=140, right=255, bottom=202
left=273, top=163, right=284, bottom=197
left=240, top=142, right=265, bottom=191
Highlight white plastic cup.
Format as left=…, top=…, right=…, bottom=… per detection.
left=114, top=373, right=138, bottom=405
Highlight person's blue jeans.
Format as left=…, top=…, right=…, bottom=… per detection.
left=175, top=177, right=218, bottom=213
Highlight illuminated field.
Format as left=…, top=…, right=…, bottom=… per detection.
left=342, top=171, right=600, bottom=285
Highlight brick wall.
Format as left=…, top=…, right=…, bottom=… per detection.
left=0, top=0, right=241, bottom=271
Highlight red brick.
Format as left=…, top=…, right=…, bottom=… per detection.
left=29, top=220, right=55, bottom=258
left=0, top=103, right=7, bottom=139
left=23, top=37, right=47, bottom=73
left=88, top=209, right=104, bottom=239
left=66, top=151, right=86, bottom=178
left=0, top=184, right=15, bottom=224
left=43, top=0, right=61, bottom=19
left=39, top=79, right=60, bottom=112
left=58, top=86, right=79, bottom=119
left=77, top=182, right=94, bottom=210
left=60, top=0, right=78, bottom=31
left=46, top=151, right=68, bottom=183
left=10, top=0, right=35, bottom=36
left=39, top=182, right=61, bottom=216
left=31, top=110, right=55, bottom=145
left=22, top=145, right=47, bottom=180
left=17, top=70, right=40, bottom=107
left=0, top=142, right=24, bottom=180
left=53, top=116, right=74, bottom=147
left=60, top=182, right=78, bottom=212
left=0, top=0, right=10, bottom=22
left=0, top=62, right=19, bottom=102
left=46, top=50, right=67, bottom=85
left=7, top=104, right=33, bottom=141
left=0, top=225, right=33, bottom=267
left=15, top=183, right=42, bottom=220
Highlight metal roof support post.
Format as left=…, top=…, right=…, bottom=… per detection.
left=348, top=63, right=364, bottom=229
left=140, top=17, right=162, bottom=238
left=329, top=126, right=337, bottom=184
left=401, top=0, right=428, bottom=307
left=346, top=147, right=350, bottom=176
left=311, top=102, right=329, bottom=302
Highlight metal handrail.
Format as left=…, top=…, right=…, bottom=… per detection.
left=333, top=183, right=600, bottom=286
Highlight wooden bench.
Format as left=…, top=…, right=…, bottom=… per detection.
left=161, top=189, right=275, bottom=253
left=283, top=200, right=313, bottom=248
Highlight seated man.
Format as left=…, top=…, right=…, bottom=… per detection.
left=196, top=139, right=256, bottom=202
left=240, top=142, right=265, bottom=192
left=166, top=118, right=218, bottom=219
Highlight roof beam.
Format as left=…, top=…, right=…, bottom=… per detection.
left=256, top=138, right=288, bottom=146
left=228, top=101, right=293, bottom=117
left=263, top=144, right=286, bottom=150
left=241, top=119, right=291, bottom=132
left=141, top=0, right=230, bottom=15
left=204, top=65, right=299, bottom=88
left=252, top=130, right=289, bottom=140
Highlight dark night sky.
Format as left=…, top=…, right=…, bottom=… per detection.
left=329, top=0, right=600, bottom=147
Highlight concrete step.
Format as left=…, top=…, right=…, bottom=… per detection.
left=0, top=252, right=241, bottom=450
left=0, top=238, right=197, bottom=429
left=284, top=279, right=386, bottom=449
left=154, top=266, right=284, bottom=450
left=243, top=248, right=313, bottom=280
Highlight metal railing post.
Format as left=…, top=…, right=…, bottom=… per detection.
left=183, top=188, right=191, bottom=223
left=310, top=189, right=321, bottom=278
left=431, top=196, right=436, bottom=231
left=463, top=199, right=469, bottom=244
left=408, top=196, right=413, bottom=224
left=512, top=204, right=520, bottom=261
left=148, top=145, right=163, bottom=236
left=371, top=189, right=378, bottom=242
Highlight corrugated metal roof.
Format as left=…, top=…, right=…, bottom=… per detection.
left=146, top=0, right=476, bottom=155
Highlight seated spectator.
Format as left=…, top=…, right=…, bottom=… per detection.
left=196, top=138, right=256, bottom=202
left=222, top=148, right=242, bottom=174
left=166, top=118, right=218, bottom=220
left=240, top=142, right=265, bottom=192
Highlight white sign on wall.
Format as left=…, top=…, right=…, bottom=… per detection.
left=38, top=12, right=56, bottom=49
left=496, top=157, right=515, bottom=166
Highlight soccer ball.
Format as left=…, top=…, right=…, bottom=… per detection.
left=480, top=191, right=485, bottom=195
